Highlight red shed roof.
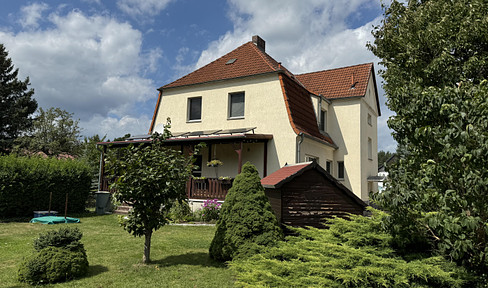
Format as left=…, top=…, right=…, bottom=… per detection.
left=261, top=162, right=311, bottom=187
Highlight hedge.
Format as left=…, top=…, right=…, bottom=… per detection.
left=0, top=155, right=92, bottom=217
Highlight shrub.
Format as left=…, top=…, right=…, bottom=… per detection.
left=0, top=155, right=91, bottom=217
left=33, top=227, right=84, bottom=252
left=200, top=199, right=221, bottom=222
left=209, top=162, right=283, bottom=261
left=167, top=200, right=194, bottom=223
left=18, top=246, right=89, bottom=284
left=230, top=209, right=472, bottom=287
left=18, top=227, right=89, bottom=285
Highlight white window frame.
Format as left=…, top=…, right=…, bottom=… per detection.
left=187, top=97, right=202, bottom=122
left=228, top=91, right=245, bottom=119
left=368, top=137, right=373, bottom=160
left=367, top=113, right=372, bottom=126
left=305, top=155, right=319, bottom=163
left=319, top=109, right=327, bottom=132
left=326, top=160, right=332, bottom=174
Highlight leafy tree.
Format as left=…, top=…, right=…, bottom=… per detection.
left=377, top=150, right=393, bottom=167
left=368, top=0, right=488, bottom=274
left=0, top=44, right=37, bottom=153
left=107, top=119, right=196, bottom=264
left=209, top=162, right=283, bottom=262
left=18, top=107, right=82, bottom=156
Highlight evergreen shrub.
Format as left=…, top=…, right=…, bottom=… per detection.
left=230, top=209, right=472, bottom=287
left=0, top=155, right=91, bottom=217
left=18, top=227, right=89, bottom=284
left=209, top=162, right=283, bottom=261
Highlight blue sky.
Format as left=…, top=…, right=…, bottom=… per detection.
left=0, top=0, right=396, bottom=151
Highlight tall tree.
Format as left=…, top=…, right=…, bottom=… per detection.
left=107, top=119, right=197, bottom=264
left=19, top=107, right=82, bottom=156
left=0, top=44, right=37, bottom=153
left=368, top=0, right=488, bottom=274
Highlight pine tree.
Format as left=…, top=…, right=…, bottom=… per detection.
left=209, top=162, right=283, bottom=261
left=0, top=44, right=37, bottom=153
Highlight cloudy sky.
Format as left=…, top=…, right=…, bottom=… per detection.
left=0, top=0, right=396, bottom=151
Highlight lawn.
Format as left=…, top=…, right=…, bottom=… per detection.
left=0, top=213, right=234, bottom=287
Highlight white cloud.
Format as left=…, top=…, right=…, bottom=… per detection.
left=117, top=0, right=172, bottom=19
left=194, top=0, right=396, bottom=150
left=81, top=114, right=152, bottom=140
left=19, top=2, right=49, bottom=29
left=1, top=8, right=159, bottom=138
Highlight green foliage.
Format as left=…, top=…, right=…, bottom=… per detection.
left=230, top=209, right=471, bottom=287
left=107, top=118, right=197, bottom=263
left=18, top=227, right=88, bottom=285
left=33, top=227, right=84, bottom=252
left=209, top=162, right=283, bottom=262
left=377, top=150, right=393, bottom=167
left=368, top=0, right=488, bottom=274
left=0, top=44, right=37, bottom=153
left=167, top=199, right=194, bottom=223
left=16, top=107, right=82, bottom=156
left=0, top=155, right=91, bottom=217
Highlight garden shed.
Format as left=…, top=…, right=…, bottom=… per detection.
left=261, top=161, right=367, bottom=228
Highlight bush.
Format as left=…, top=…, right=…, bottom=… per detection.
left=34, top=227, right=84, bottom=251
left=18, top=227, right=89, bottom=285
left=200, top=199, right=221, bottom=222
left=209, top=162, right=283, bottom=261
left=0, top=155, right=91, bottom=217
left=167, top=200, right=194, bottom=223
left=18, top=247, right=88, bottom=284
left=230, top=209, right=472, bottom=287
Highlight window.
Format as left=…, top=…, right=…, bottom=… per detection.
left=367, top=113, right=372, bottom=126
left=326, top=160, right=332, bottom=174
left=229, top=92, right=245, bottom=118
left=319, top=110, right=327, bottom=132
left=368, top=137, right=372, bottom=160
left=337, top=161, right=344, bottom=179
left=188, top=97, right=202, bottom=121
left=305, top=155, right=318, bottom=163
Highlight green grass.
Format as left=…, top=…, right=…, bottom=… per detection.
left=0, top=213, right=234, bottom=287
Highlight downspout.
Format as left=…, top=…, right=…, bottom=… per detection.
left=296, top=132, right=304, bottom=163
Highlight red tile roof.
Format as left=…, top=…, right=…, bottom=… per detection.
left=296, top=63, right=373, bottom=99
left=162, top=41, right=286, bottom=89
left=279, top=74, right=336, bottom=146
left=261, top=162, right=311, bottom=187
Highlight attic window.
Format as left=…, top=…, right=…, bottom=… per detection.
left=226, top=58, right=237, bottom=65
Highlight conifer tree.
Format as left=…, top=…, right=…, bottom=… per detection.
left=0, top=44, right=37, bottom=153
left=209, top=162, right=283, bottom=261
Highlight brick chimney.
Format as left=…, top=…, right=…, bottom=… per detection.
left=252, top=35, right=265, bottom=52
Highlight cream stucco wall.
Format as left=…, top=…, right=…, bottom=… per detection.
left=152, top=74, right=297, bottom=178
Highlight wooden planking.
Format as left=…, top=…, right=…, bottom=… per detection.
left=265, top=189, right=282, bottom=223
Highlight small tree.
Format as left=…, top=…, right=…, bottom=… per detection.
left=209, top=162, right=283, bottom=262
left=0, top=44, right=37, bottom=153
left=107, top=119, right=196, bottom=264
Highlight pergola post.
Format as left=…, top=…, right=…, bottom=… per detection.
left=234, top=141, right=243, bottom=174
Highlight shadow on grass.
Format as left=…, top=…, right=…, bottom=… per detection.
left=87, top=264, right=109, bottom=277
left=153, top=252, right=225, bottom=268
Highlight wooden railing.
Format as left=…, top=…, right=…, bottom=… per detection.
left=101, top=177, right=233, bottom=201
left=186, top=178, right=233, bottom=200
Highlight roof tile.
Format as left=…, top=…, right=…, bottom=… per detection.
left=296, top=63, right=373, bottom=99
left=261, top=163, right=311, bottom=187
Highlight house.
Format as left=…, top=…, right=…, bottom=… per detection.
left=261, top=161, right=366, bottom=228
left=97, top=35, right=380, bottom=204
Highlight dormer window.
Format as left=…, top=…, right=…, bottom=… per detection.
left=228, top=92, right=245, bottom=119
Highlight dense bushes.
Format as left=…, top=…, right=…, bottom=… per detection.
left=0, top=155, right=91, bottom=217
left=209, top=162, right=282, bottom=261
left=18, top=227, right=89, bottom=284
left=230, top=209, right=471, bottom=287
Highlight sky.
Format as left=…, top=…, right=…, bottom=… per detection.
left=0, top=0, right=396, bottom=152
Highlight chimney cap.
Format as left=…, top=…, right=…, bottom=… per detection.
left=252, top=35, right=265, bottom=52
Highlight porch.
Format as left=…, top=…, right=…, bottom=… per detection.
left=100, top=176, right=234, bottom=201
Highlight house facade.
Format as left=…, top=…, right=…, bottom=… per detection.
left=148, top=35, right=380, bottom=201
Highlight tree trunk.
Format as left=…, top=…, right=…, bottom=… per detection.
left=143, top=230, right=152, bottom=264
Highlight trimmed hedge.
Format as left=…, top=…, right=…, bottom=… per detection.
left=0, top=155, right=91, bottom=217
